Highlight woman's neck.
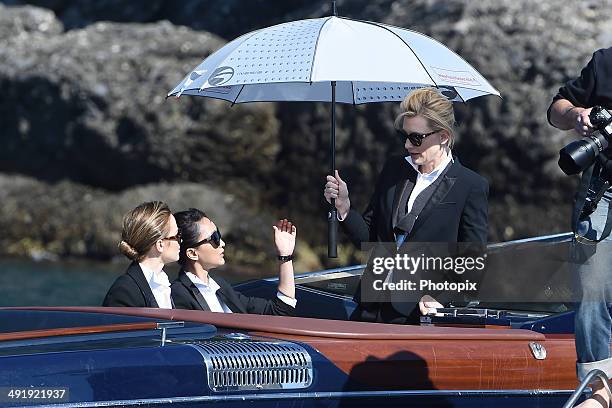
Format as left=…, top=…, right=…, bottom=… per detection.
left=139, top=257, right=165, bottom=275
left=186, top=262, right=210, bottom=284
left=419, top=148, right=450, bottom=174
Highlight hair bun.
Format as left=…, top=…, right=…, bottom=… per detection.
left=118, top=240, right=140, bottom=261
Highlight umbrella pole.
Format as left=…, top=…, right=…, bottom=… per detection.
left=328, top=80, right=338, bottom=258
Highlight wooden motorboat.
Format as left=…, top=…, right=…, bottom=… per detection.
left=0, top=233, right=591, bottom=407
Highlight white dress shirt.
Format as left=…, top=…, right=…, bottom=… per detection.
left=186, top=272, right=297, bottom=313
left=405, top=153, right=453, bottom=213
left=186, top=272, right=233, bottom=313
left=385, top=154, right=454, bottom=283
left=139, top=263, right=173, bottom=309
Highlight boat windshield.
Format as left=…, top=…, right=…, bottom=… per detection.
left=294, top=232, right=576, bottom=315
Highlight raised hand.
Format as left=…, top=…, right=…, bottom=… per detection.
left=273, top=219, right=296, bottom=257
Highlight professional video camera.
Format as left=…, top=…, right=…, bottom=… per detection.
left=558, top=106, right=612, bottom=175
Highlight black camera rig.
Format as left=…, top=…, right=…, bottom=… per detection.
left=558, top=106, right=612, bottom=176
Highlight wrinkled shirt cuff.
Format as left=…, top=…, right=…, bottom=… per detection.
left=277, top=291, right=297, bottom=308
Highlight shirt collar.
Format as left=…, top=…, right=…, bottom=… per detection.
left=186, top=271, right=220, bottom=292
left=139, top=262, right=170, bottom=288
left=405, top=152, right=453, bottom=178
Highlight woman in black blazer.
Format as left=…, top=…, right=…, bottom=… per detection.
left=324, top=88, right=488, bottom=323
left=171, top=208, right=297, bottom=316
left=102, top=201, right=181, bottom=308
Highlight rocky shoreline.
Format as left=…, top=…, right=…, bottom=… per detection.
left=0, top=173, right=326, bottom=273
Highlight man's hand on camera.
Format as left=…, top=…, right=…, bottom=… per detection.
left=573, top=107, right=594, bottom=137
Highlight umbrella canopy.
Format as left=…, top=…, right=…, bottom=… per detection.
left=168, top=16, right=500, bottom=102
left=168, top=15, right=500, bottom=257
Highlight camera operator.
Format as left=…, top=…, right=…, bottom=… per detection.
left=548, top=46, right=612, bottom=408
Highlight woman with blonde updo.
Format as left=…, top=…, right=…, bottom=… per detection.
left=103, top=201, right=181, bottom=308
left=323, top=88, right=488, bottom=324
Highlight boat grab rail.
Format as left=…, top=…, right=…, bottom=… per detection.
left=562, top=369, right=612, bottom=408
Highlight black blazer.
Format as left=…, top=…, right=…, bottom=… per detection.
left=171, top=271, right=295, bottom=316
left=343, top=155, right=488, bottom=245
left=102, top=262, right=160, bottom=308
left=344, top=156, right=489, bottom=323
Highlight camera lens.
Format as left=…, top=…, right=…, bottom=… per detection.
left=558, top=106, right=612, bottom=175
left=559, top=134, right=608, bottom=175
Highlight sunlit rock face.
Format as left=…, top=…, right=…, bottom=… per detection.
left=0, top=5, right=280, bottom=192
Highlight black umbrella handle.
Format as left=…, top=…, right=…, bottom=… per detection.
left=328, top=80, right=338, bottom=258
left=328, top=205, right=338, bottom=258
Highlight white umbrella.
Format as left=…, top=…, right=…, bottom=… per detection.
left=168, top=11, right=500, bottom=257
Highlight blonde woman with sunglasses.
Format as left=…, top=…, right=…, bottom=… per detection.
left=102, top=201, right=181, bottom=308
left=323, top=88, right=488, bottom=324
left=171, top=208, right=296, bottom=315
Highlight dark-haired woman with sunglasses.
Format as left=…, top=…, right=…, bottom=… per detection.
left=103, top=201, right=181, bottom=308
left=170, top=208, right=296, bottom=315
left=323, top=88, right=488, bottom=324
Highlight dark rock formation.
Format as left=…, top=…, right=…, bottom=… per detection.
left=0, top=4, right=279, bottom=196
left=0, top=0, right=315, bottom=39
left=0, top=1, right=611, bottom=267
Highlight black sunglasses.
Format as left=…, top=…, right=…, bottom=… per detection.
left=190, top=229, right=222, bottom=248
left=162, top=232, right=182, bottom=244
left=396, top=128, right=439, bottom=146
